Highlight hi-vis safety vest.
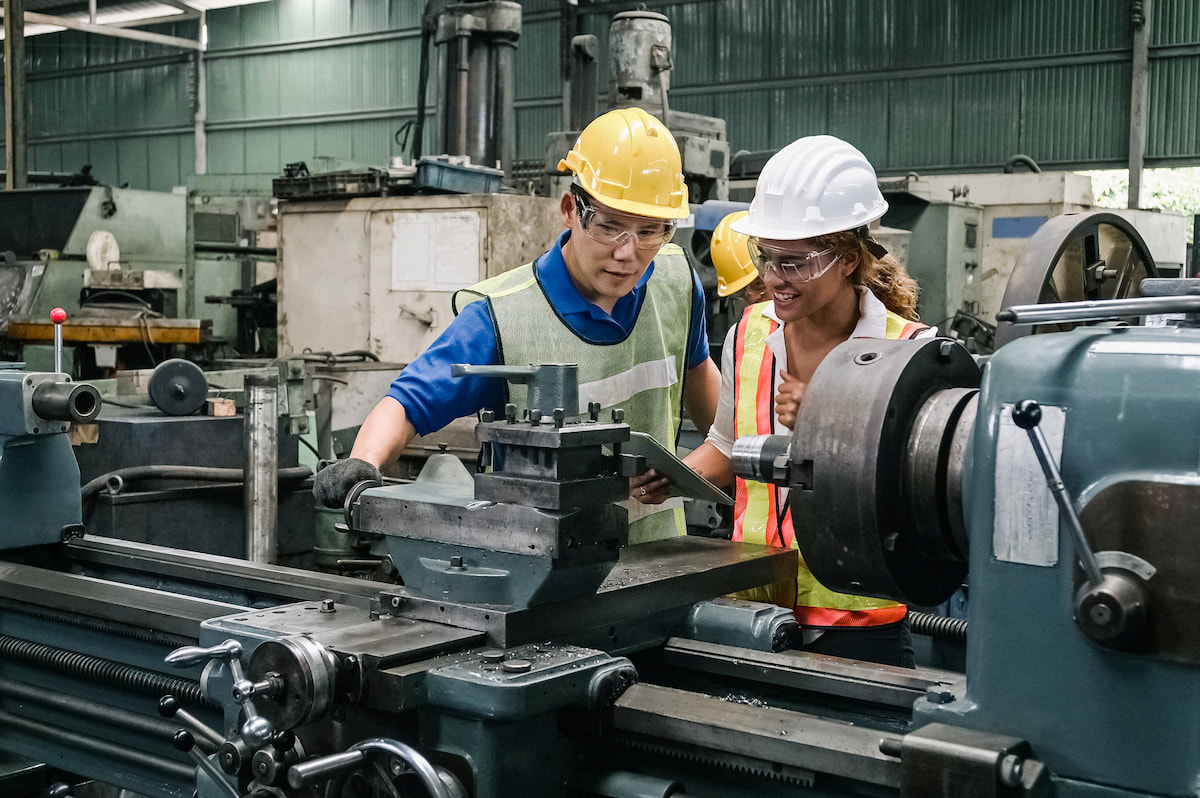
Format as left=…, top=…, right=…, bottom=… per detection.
left=454, top=244, right=695, bottom=544
left=731, top=302, right=925, bottom=627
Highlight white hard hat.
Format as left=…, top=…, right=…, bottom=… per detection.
left=732, top=135, right=888, bottom=240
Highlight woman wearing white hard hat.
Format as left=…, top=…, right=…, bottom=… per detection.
left=637, top=135, right=933, bottom=667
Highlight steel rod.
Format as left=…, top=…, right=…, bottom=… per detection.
left=997, top=295, right=1200, bottom=325
left=244, top=373, right=279, bottom=564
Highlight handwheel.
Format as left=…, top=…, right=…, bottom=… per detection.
left=993, top=211, right=1158, bottom=349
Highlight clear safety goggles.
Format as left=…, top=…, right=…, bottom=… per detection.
left=749, top=238, right=841, bottom=283
left=572, top=187, right=676, bottom=251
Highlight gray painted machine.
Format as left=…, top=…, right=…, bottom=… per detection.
left=1, top=212, right=1198, bottom=797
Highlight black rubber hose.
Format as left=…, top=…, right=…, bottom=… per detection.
left=1003, top=153, right=1042, bottom=174
left=907, top=610, right=968, bottom=643
left=82, top=464, right=312, bottom=503
left=81, top=464, right=313, bottom=525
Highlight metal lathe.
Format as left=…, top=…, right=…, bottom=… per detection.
left=1, top=213, right=1197, bottom=797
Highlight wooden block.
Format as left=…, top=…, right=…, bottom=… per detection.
left=69, top=423, right=100, bottom=445
left=207, top=397, right=236, bottom=417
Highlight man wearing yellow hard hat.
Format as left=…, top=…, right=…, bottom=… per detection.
left=314, top=107, right=721, bottom=544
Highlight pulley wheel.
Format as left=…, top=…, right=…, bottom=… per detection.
left=148, top=358, right=208, bottom=416
left=993, top=211, right=1157, bottom=349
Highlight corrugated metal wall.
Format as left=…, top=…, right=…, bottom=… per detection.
left=3, top=0, right=1199, bottom=190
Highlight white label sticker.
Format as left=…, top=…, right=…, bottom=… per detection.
left=993, top=403, right=1065, bottom=567
left=391, top=212, right=481, bottom=292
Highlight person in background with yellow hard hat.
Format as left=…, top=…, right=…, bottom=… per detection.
left=637, top=135, right=934, bottom=665
left=712, top=210, right=772, bottom=308
left=314, top=107, right=721, bottom=544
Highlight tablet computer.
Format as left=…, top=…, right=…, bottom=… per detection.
left=623, top=431, right=734, bottom=506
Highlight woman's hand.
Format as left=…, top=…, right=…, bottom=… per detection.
left=775, top=371, right=808, bottom=430
left=630, top=469, right=672, bottom=504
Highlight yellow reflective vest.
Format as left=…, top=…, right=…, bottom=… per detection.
left=731, top=302, right=925, bottom=626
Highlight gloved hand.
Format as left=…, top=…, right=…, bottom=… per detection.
left=312, top=458, right=383, bottom=509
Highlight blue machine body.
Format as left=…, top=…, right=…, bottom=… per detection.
left=0, top=368, right=86, bottom=549
left=918, top=325, right=1200, bottom=795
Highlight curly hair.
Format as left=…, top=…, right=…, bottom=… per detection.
left=811, top=228, right=922, bottom=320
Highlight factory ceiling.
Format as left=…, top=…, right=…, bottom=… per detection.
left=0, top=0, right=272, bottom=48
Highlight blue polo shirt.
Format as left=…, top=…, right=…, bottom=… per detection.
left=388, top=230, right=710, bottom=435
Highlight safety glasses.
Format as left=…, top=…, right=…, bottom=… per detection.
left=572, top=187, right=676, bottom=251
left=749, top=239, right=841, bottom=283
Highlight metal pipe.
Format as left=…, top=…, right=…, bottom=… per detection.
left=496, top=39, right=517, bottom=174
left=193, top=242, right=277, bottom=257
left=466, top=34, right=490, bottom=164
left=194, top=14, right=208, bottom=175
left=0, top=679, right=184, bottom=742
left=1128, top=0, right=1152, bottom=208
left=0, top=708, right=195, bottom=782
left=996, top=295, right=1200, bottom=325
left=244, top=373, right=279, bottom=564
left=4, top=0, right=27, bottom=190
left=455, top=33, right=470, bottom=156
left=569, top=35, right=599, bottom=131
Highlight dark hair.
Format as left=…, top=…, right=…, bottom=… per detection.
left=813, top=229, right=921, bottom=319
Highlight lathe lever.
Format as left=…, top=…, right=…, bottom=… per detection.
left=1010, top=399, right=1104, bottom=587
left=172, top=730, right=239, bottom=798
left=158, top=695, right=223, bottom=754
left=164, top=639, right=244, bottom=667
left=288, top=738, right=463, bottom=798
left=165, top=639, right=276, bottom=748
left=1012, top=399, right=1150, bottom=649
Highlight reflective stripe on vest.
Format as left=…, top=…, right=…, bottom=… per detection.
left=731, top=303, right=920, bottom=627
left=461, top=245, right=694, bottom=544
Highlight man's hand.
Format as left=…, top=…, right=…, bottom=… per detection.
left=313, top=458, right=383, bottom=509
left=774, top=371, right=808, bottom=430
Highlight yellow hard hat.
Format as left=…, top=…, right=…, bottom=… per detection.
left=712, top=211, right=757, bottom=297
left=558, top=107, right=689, bottom=220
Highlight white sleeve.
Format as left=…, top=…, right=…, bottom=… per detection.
left=703, top=325, right=740, bottom=459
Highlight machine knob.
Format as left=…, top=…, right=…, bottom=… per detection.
left=1074, top=569, right=1149, bottom=649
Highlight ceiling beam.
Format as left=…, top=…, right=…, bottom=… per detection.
left=109, top=12, right=200, bottom=30
left=0, top=8, right=203, bottom=50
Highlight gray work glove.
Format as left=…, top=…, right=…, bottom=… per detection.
left=313, top=458, right=382, bottom=509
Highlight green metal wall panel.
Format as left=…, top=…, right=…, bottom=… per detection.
left=1153, top=0, right=1200, bottom=46
left=1151, top=56, right=1200, bottom=163
left=950, top=71, right=1022, bottom=166
left=5, top=0, right=1200, bottom=191
left=516, top=17, right=563, bottom=100
left=887, top=77, right=954, bottom=171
